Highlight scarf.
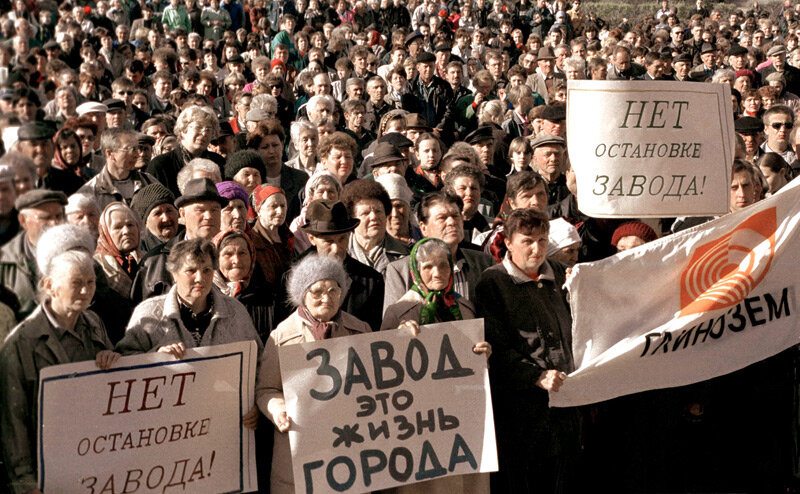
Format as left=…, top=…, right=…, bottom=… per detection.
left=298, top=305, right=339, bottom=340
left=408, top=238, right=463, bottom=324
left=212, top=229, right=256, bottom=298
left=51, top=129, right=87, bottom=178
left=96, top=202, right=141, bottom=279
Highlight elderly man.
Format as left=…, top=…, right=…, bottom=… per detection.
left=16, top=123, right=84, bottom=195
left=475, top=208, right=579, bottom=493
left=383, top=191, right=494, bottom=311
left=759, top=45, right=800, bottom=97
left=0, top=190, right=67, bottom=318
left=607, top=45, right=646, bottom=80
left=527, top=46, right=563, bottom=103
left=531, top=134, right=570, bottom=205
left=409, top=52, right=455, bottom=142
left=130, top=183, right=180, bottom=252
left=299, top=200, right=385, bottom=331
left=735, top=116, right=765, bottom=162
left=760, top=105, right=797, bottom=164
left=147, top=105, right=226, bottom=196
left=131, top=178, right=226, bottom=302
left=77, top=128, right=158, bottom=211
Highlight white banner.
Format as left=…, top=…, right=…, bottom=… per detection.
left=280, top=319, right=497, bottom=493
left=38, top=341, right=258, bottom=493
left=566, top=80, right=734, bottom=218
left=549, top=178, right=800, bottom=407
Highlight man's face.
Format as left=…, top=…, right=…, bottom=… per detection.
left=537, top=57, right=554, bottom=76
left=486, top=57, right=502, bottom=79
left=19, top=139, right=54, bottom=174
left=347, top=83, right=365, bottom=100
left=146, top=203, right=179, bottom=241
left=180, top=201, right=221, bottom=239
left=700, top=51, right=715, bottom=67
left=510, top=184, right=548, bottom=213
left=533, top=145, right=564, bottom=176
left=313, top=74, right=332, bottom=95
left=671, top=28, right=684, bottom=44
left=647, top=60, right=665, bottom=78
left=765, top=113, right=794, bottom=150
left=106, top=134, right=139, bottom=174
left=417, top=62, right=434, bottom=82
left=420, top=202, right=464, bottom=249
left=309, top=232, right=350, bottom=261
left=367, top=80, right=386, bottom=103
left=614, top=51, right=631, bottom=72
left=20, top=202, right=65, bottom=245
left=673, top=60, right=690, bottom=79
left=541, top=119, right=565, bottom=137
left=730, top=170, right=756, bottom=211
left=739, top=131, right=764, bottom=154
left=471, top=139, right=493, bottom=166
left=106, top=109, right=126, bottom=129
left=591, top=65, right=608, bottom=80
left=0, top=180, right=15, bottom=217
left=770, top=53, right=786, bottom=71
left=505, top=227, right=548, bottom=275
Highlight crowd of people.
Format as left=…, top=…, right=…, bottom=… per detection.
left=0, top=0, right=796, bottom=491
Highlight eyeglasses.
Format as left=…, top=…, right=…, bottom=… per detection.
left=188, top=123, right=213, bottom=134
left=118, top=91, right=134, bottom=96
left=307, top=285, right=342, bottom=300
left=115, top=145, right=138, bottom=153
left=771, top=121, right=794, bottom=130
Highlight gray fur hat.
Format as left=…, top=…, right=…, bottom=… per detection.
left=287, top=254, right=350, bottom=308
left=36, top=224, right=97, bottom=278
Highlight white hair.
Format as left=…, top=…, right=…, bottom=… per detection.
left=251, top=94, right=278, bottom=114
left=307, top=95, right=335, bottom=114
left=66, top=193, right=100, bottom=215
left=177, top=158, right=223, bottom=194
left=291, top=120, right=318, bottom=143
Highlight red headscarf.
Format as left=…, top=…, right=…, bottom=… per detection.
left=51, top=128, right=86, bottom=178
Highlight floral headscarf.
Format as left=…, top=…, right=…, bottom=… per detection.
left=96, top=202, right=141, bottom=278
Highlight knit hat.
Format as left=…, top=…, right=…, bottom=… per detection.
left=252, top=184, right=285, bottom=212
left=287, top=254, right=350, bottom=307
left=547, top=218, right=581, bottom=257
left=611, top=221, right=658, bottom=247
left=375, top=172, right=413, bottom=205
left=130, top=182, right=176, bottom=222
left=270, top=59, right=286, bottom=72
left=216, top=181, right=249, bottom=207
left=225, top=150, right=267, bottom=181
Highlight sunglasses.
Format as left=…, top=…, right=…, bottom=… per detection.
left=771, top=121, right=794, bottom=130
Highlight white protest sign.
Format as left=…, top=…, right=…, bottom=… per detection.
left=280, top=319, right=497, bottom=493
left=566, top=80, right=734, bottom=218
left=549, top=178, right=800, bottom=408
left=38, top=341, right=258, bottom=493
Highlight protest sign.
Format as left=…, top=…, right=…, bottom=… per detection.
left=38, top=341, right=258, bottom=493
left=279, top=319, right=497, bottom=493
left=566, top=80, right=734, bottom=218
left=549, top=178, right=800, bottom=408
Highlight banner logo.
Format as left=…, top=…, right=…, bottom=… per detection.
left=679, top=208, right=776, bottom=317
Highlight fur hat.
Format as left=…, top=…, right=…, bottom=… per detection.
left=287, top=254, right=350, bottom=308
left=36, top=224, right=97, bottom=277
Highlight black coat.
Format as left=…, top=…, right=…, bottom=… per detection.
left=408, top=74, right=455, bottom=137
left=130, top=232, right=184, bottom=304
left=146, top=146, right=226, bottom=197
left=42, top=166, right=85, bottom=196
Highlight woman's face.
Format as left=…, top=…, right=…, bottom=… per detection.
left=258, top=194, right=287, bottom=230
left=47, top=261, right=96, bottom=314
left=760, top=164, right=788, bottom=194
left=221, top=198, right=248, bottom=231
left=233, top=167, right=262, bottom=195
left=219, top=236, right=252, bottom=282
left=297, top=131, right=318, bottom=158
left=108, top=210, right=139, bottom=253
left=743, top=95, right=761, bottom=113
left=417, top=138, right=441, bottom=170
left=734, top=76, right=751, bottom=94
left=172, top=254, right=215, bottom=306
left=418, top=250, right=451, bottom=291
left=451, top=175, right=480, bottom=216
left=353, top=198, right=387, bottom=243
left=303, top=278, right=342, bottom=322
left=60, top=136, right=81, bottom=166
left=311, top=182, right=338, bottom=202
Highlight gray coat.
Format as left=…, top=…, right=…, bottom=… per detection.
left=116, top=285, right=264, bottom=369
left=0, top=232, right=37, bottom=319
left=77, top=167, right=158, bottom=212
left=0, top=307, right=112, bottom=494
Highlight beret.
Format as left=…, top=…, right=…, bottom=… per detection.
left=611, top=221, right=658, bottom=247
left=727, top=44, right=749, bottom=56
left=416, top=52, right=436, bottom=64
left=734, top=116, right=764, bottom=134
left=541, top=104, right=566, bottom=121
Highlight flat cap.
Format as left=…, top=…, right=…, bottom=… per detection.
left=464, top=125, right=494, bottom=144
left=673, top=52, right=693, bottom=64
left=765, top=71, right=786, bottom=83
left=103, top=98, right=126, bottom=111
left=15, top=189, right=68, bottom=211
left=76, top=101, right=108, bottom=115
left=43, top=40, right=59, bottom=50
left=734, top=116, right=764, bottom=134
left=434, top=43, right=451, bottom=52
left=768, top=44, right=787, bottom=57
left=700, top=42, right=716, bottom=54
left=137, top=134, right=156, bottom=146
left=541, top=104, right=566, bottom=122
left=18, top=122, right=55, bottom=141
left=227, top=54, right=245, bottom=64
left=405, top=113, right=431, bottom=130
left=378, top=132, right=414, bottom=149
left=217, top=121, right=234, bottom=138
left=416, top=52, right=436, bottom=64
left=727, top=44, right=749, bottom=56
left=530, top=133, right=566, bottom=150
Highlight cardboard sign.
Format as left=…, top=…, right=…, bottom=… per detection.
left=38, top=341, right=258, bottom=493
left=566, top=80, right=734, bottom=218
left=280, top=319, right=497, bottom=493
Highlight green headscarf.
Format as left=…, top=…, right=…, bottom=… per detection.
left=409, top=238, right=463, bottom=324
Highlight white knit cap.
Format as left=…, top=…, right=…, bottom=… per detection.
left=2, top=126, right=18, bottom=152
left=374, top=173, right=413, bottom=205
left=547, top=218, right=581, bottom=257
left=76, top=102, right=109, bottom=115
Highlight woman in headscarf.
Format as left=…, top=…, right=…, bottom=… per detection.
left=255, top=254, right=371, bottom=494
left=250, top=185, right=295, bottom=286
left=212, top=228, right=275, bottom=343
left=289, top=170, right=342, bottom=253
left=379, top=237, right=491, bottom=494
left=52, top=127, right=95, bottom=181
left=94, top=202, right=143, bottom=300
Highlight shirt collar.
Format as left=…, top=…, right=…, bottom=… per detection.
left=502, top=253, right=555, bottom=284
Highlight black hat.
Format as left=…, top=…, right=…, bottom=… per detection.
left=43, top=40, right=59, bottom=50
left=530, top=133, right=566, bottom=150
left=734, top=116, right=765, bottom=134
left=370, top=142, right=406, bottom=168
left=464, top=125, right=494, bottom=144
left=302, top=201, right=360, bottom=235
left=175, top=178, right=229, bottom=208
left=15, top=189, right=67, bottom=211
left=225, top=150, right=267, bottom=181
left=700, top=42, right=715, bottom=54
left=103, top=98, right=126, bottom=112
left=541, top=104, right=566, bottom=122
left=18, top=122, right=55, bottom=141
left=416, top=52, right=436, bottom=64
left=727, top=44, right=749, bottom=56
left=434, top=43, right=451, bottom=52
left=405, top=32, right=423, bottom=46
left=137, top=134, right=156, bottom=147
left=130, top=182, right=175, bottom=221
left=537, top=46, right=556, bottom=60
left=673, top=52, right=693, bottom=64
left=405, top=113, right=431, bottom=130
left=216, top=121, right=234, bottom=138
left=378, top=132, right=414, bottom=149
left=227, top=54, right=245, bottom=64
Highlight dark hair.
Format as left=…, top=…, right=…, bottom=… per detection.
left=757, top=152, right=789, bottom=174
left=416, top=191, right=463, bottom=225
left=506, top=170, right=548, bottom=199
left=505, top=208, right=550, bottom=239
left=444, top=165, right=485, bottom=191
left=341, top=179, right=393, bottom=218
left=247, top=118, right=286, bottom=147
left=166, top=238, right=218, bottom=273
left=732, top=159, right=756, bottom=181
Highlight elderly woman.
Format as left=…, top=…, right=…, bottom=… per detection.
left=217, top=181, right=251, bottom=231
left=0, top=230, right=119, bottom=494
left=611, top=221, right=658, bottom=252
left=52, top=128, right=95, bottom=181
left=255, top=254, right=371, bottom=494
left=289, top=171, right=342, bottom=253
left=212, top=228, right=274, bottom=342
left=176, top=157, right=223, bottom=194
left=95, top=203, right=143, bottom=299
left=250, top=185, right=295, bottom=286
left=375, top=172, right=418, bottom=246
left=286, top=120, right=319, bottom=175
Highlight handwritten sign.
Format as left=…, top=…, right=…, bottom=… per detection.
left=38, top=342, right=258, bottom=493
left=280, top=319, right=497, bottom=493
left=566, top=80, right=734, bottom=218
